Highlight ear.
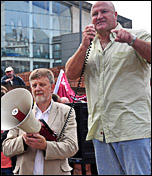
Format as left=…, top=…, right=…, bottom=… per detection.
left=115, top=11, right=118, bottom=21
left=51, top=83, right=55, bottom=93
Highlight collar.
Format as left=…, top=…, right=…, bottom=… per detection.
left=109, top=22, right=123, bottom=41
left=35, top=100, right=53, bottom=114
left=92, top=22, right=123, bottom=50
left=93, top=22, right=123, bottom=43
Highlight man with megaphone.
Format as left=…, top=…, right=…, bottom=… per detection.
left=2, top=68, right=78, bottom=175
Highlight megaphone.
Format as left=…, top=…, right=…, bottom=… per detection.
left=1, top=88, right=57, bottom=141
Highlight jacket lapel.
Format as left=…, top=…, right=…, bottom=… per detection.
left=47, top=101, right=58, bottom=128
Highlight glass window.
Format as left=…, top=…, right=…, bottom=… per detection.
left=5, top=1, right=29, bottom=12
left=33, top=61, right=50, bottom=70
left=52, top=2, right=71, bottom=17
left=33, top=13, right=50, bottom=29
left=33, top=1, right=49, bottom=14
left=1, top=48, right=29, bottom=57
left=33, top=28, right=49, bottom=44
left=53, top=51, right=61, bottom=59
left=1, top=60, right=30, bottom=74
left=5, top=11, right=29, bottom=28
left=54, top=44, right=61, bottom=51
left=5, top=26, right=29, bottom=42
left=52, top=2, right=72, bottom=36
left=4, top=25, right=29, bottom=57
left=33, top=43, right=49, bottom=59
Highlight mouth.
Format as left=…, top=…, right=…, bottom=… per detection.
left=96, top=21, right=106, bottom=25
left=35, top=91, right=43, bottom=96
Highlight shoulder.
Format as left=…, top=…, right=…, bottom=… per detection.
left=15, top=75, right=23, bottom=80
left=1, top=75, right=7, bottom=80
left=52, top=101, right=76, bottom=116
left=53, top=101, right=71, bottom=111
left=14, top=76, right=25, bottom=85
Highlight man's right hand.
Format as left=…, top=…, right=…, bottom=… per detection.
left=5, top=78, right=11, bottom=83
left=82, top=24, right=96, bottom=49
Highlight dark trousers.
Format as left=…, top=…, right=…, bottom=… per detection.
left=1, top=168, right=13, bottom=175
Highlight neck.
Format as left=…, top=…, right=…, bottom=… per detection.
left=37, top=100, right=52, bottom=113
left=98, top=32, right=110, bottom=49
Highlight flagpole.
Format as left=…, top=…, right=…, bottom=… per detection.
left=53, top=69, right=64, bottom=94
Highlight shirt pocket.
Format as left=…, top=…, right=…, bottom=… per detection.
left=111, top=51, right=133, bottom=73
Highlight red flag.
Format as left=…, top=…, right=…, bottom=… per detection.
left=53, top=69, right=87, bottom=102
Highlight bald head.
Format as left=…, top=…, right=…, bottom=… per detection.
left=60, top=97, right=70, bottom=103
left=90, top=1, right=117, bottom=33
left=91, top=1, right=115, bottom=15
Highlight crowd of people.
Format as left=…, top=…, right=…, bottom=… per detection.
left=1, top=1, right=151, bottom=175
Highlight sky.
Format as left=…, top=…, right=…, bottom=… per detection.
left=87, top=1, right=151, bottom=33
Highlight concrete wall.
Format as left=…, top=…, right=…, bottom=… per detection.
left=61, top=33, right=80, bottom=65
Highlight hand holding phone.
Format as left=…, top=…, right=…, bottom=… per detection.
left=82, top=24, right=96, bottom=48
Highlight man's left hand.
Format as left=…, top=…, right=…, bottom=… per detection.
left=111, top=29, right=134, bottom=44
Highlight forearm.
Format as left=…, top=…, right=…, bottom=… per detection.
left=133, top=39, right=151, bottom=63
left=2, top=135, right=25, bottom=157
left=65, top=44, right=89, bottom=80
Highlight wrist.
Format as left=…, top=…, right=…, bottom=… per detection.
left=80, top=43, right=90, bottom=53
left=128, top=34, right=137, bottom=46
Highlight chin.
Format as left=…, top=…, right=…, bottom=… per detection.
left=35, top=96, right=46, bottom=104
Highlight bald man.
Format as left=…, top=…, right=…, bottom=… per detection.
left=65, top=1, right=151, bottom=175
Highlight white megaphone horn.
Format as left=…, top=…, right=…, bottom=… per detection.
left=1, top=88, right=57, bottom=141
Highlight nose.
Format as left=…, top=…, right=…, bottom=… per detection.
left=34, top=85, right=41, bottom=91
left=97, top=11, right=103, bottom=19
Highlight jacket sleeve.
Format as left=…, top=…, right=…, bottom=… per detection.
left=1, top=76, right=7, bottom=85
left=17, top=76, right=26, bottom=86
left=2, top=128, right=27, bottom=157
left=44, top=107, right=79, bottom=160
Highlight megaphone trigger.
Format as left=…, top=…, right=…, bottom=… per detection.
left=39, top=119, right=58, bottom=141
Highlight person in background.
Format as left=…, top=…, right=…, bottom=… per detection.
left=52, top=94, right=70, bottom=104
left=2, top=68, right=78, bottom=175
left=60, top=97, right=70, bottom=103
left=1, top=67, right=25, bottom=86
left=65, top=1, right=151, bottom=175
left=52, top=93, right=61, bottom=102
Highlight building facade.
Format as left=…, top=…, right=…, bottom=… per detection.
left=1, top=1, right=132, bottom=74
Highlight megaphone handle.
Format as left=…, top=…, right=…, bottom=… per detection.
left=39, top=119, right=57, bottom=141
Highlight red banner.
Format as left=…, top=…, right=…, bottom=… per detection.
left=53, top=69, right=87, bottom=102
